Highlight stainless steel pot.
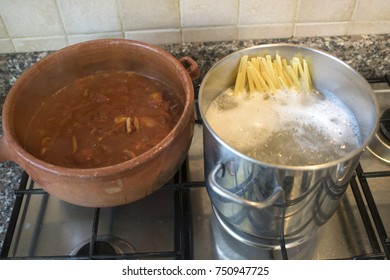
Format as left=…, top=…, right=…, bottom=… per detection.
left=199, top=44, right=379, bottom=248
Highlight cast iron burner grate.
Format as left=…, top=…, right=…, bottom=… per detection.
left=348, top=164, right=390, bottom=259
left=0, top=160, right=198, bottom=260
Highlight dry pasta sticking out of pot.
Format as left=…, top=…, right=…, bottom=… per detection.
left=234, top=53, right=313, bottom=96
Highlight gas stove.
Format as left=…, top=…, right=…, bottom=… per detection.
left=1, top=76, right=389, bottom=260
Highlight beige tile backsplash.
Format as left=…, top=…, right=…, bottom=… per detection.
left=0, top=0, right=389, bottom=53
left=239, top=0, right=297, bottom=24
left=181, top=0, right=238, bottom=27
left=297, top=0, right=356, bottom=22
left=120, top=0, right=180, bottom=30
left=58, top=0, right=122, bottom=34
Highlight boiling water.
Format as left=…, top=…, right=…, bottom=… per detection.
left=205, top=88, right=361, bottom=166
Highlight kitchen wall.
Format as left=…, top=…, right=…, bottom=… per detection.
left=0, top=0, right=389, bottom=53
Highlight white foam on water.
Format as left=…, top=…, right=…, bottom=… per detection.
left=205, top=88, right=361, bottom=166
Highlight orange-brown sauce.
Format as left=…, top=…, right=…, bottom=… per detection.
left=24, top=71, right=183, bottom=168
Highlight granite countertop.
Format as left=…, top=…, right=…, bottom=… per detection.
left=1, top=34, right=389, bottom=253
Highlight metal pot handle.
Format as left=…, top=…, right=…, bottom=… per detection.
left=179, top=56, right=200, bottom=80
left=208, top=163, right=285, bottom=209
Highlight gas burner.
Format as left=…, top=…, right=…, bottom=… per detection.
left=367, top=108, right=390, bottom=163
left=70, top=236, right=135, bottom=257
left=380, top=108, right=390, bottom=140
left=75, top=241, right=116, bottom=256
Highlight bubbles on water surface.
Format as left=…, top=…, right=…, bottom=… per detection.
left=205, top=88, right=361, bottom=166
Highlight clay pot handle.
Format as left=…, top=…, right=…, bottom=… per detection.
left=0, top=136, right=11, bottom=162
left=179, top=56, right=200, bottom=81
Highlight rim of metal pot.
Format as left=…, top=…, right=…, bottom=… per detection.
left=199, top=43, right=380, bottom=172
left=3, top=39, right=194, bottom=178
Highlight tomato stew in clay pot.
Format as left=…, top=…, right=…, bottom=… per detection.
left=0, top=39, right=199, bottom=207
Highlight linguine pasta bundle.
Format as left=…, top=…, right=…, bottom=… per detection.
left=234, top=53, right=313, bottom=95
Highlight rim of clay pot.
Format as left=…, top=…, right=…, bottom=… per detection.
left=2, top=39, right=194, bottom=178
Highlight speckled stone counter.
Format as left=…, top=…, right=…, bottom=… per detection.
left=1, top=34, right=389, bottom=252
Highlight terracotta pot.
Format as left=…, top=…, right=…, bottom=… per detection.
left=0, top=39, right=199, bottom=207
